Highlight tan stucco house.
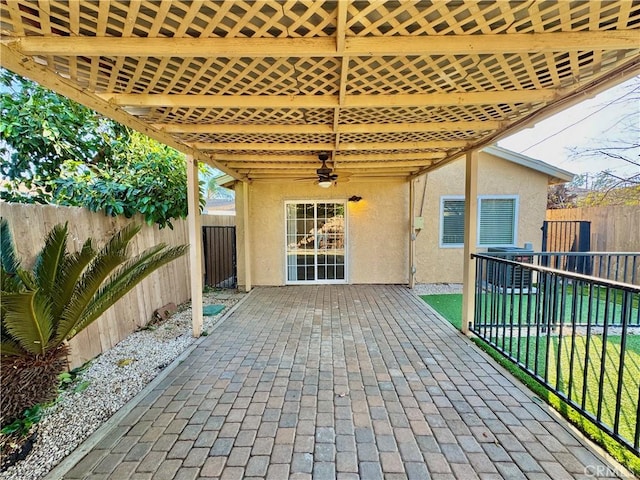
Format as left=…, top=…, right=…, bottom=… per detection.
left=221, top=145, right=573, bottom=290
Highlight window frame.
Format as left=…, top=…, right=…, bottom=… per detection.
left=439, top=195, right=519, bottom=248
left=477, top=195, right=519, bottom=248
left=439, top=195, right=465, bottom=248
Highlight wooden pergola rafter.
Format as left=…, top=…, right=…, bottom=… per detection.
left=1, top=1, right=638, bottom=181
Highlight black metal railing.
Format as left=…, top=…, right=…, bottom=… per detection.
left=487, top=251, right=640, bottom=285
left=472, top=253, right=640, bottom=455
left=540, top=252, right=639, bottom=285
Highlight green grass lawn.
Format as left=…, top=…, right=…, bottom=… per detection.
left=421, top=293, right=640, bottom=473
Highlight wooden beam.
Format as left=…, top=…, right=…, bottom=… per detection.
left=216, top=151, right=446, bottom=162
left=9, top=30, right=638, bottom=57
left=335, top=0, right=348, bottom=53
left=7, top=36, right=336, bottom=57
left=242, top=181, right=252, bottom=292
left=409, top=178, right=416, bottom=289
left=195, top=142, right=335, bottom=151
left=100, top=89, right=556, bottom=108
left=0, top=44, right=240, bottom=178
left=100, top=93, right=337, bottom=108
left=157, top=124, right=334, bottom=134
left=341, top=120, right=501, bottom=134
left=462, top=150, right=478, bottom=335
left=339, top=140, right=467, bottom=151
left=186, top=155, right=203, bottom=338
left=344, top=31, right=640, bottom=56
left=196, top=140, right=466, bottom=151
left=334, top=0, right=349, bottom=163
left=154, top=120, right=502, bottom=134
left=224, top=159, right=434, bottom=169
left=343, top=90, right=556, bottom=108
left=248, top=172, right=410, bottom=180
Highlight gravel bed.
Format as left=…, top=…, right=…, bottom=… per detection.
left=412, top=282, right=463, bottom=295
left=1, top=290, right=245, bottom=480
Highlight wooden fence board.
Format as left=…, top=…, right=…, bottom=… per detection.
left=1, top=202, right=232, bottom=368
left=546, top=205, right=640, bottom=253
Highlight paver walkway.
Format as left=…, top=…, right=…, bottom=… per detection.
left=58, top=285, right=628, bottom=479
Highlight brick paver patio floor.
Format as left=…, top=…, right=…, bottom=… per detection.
left=59, top=285, right=628, bottom=479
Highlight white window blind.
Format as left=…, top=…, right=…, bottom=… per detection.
left=440, top=196, right=518, bottom=247
left=479, top=198, right=516, bottom=246
left=441, top=199, right=465, bottom=246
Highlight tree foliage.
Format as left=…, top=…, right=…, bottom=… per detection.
left=53, top=131, right=204, bottom=229
left=547, top=184, right=577, bottom=209
left=0, top=69, right=126, bottom=201
left=0, top=69, right=205, bottom=227
left=573, top=172, right=640, bottom=206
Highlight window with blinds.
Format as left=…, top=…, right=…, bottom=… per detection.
left=478, top=197, right=517, bottom=246
left=439, top=196, right=518, bottom=247
left=440, top=197, right=465, bottom=247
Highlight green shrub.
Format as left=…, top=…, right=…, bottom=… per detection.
left=0, top=219, right=186, bottom=425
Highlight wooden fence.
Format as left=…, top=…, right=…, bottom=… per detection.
left=1, top=203, right=234, bottom=368
left=546, top=205, right=640, bottom=252
left=202, top=214, right=235, bottom=227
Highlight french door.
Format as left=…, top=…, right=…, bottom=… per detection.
left=285, top=201, right=346, bottom=284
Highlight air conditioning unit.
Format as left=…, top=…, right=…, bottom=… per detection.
left=486, top=246, right=534, bottom=292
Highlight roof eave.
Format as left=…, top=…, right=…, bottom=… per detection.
left=483, top=145, right=575, bottom=184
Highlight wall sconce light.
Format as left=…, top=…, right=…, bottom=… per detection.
left=348, top=195, right=362, bottom=202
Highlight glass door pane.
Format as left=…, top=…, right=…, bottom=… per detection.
left=286, top=201, right=346, bottom=284
left=316, top=202, right=345, bottom=281
left=286, top=203, right=315, bottom=282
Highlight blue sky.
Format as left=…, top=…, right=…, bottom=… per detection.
left=498, top=76, right=640, bottom=178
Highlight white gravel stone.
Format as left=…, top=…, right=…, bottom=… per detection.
left=412, top=282, right=463, bottom=295
left=0, top=290, right=245, bottom=480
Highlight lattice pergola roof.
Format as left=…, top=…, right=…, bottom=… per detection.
left=1, top=1, right=639, bottom=182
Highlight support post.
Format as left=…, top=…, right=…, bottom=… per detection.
left=242, top=181, right=252, bottom=292
left=409, top=178, right=416, bottom=289
left=186, top=155, right=203, bottom=337
left=462, top=150, right=478, bottom=334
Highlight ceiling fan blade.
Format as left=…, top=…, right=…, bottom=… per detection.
left=293, top=177, right=318, bottom=182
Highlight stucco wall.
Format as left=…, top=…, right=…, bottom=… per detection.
left=235, top=152, right=551, bottom=288
left=236, top=180, right=409, bottom=288
left=413, top=153, right=549, bottom=284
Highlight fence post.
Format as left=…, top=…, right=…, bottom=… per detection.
left=578, top=221, right=592, bottom=275
left=540, top=221, right=549, bottom=267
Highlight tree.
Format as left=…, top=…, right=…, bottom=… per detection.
left=572, top=171, right=640, bottom=206
left=547, top=183, right=577, bottom=209
left=0, top=69, right=204, bottom=226
left=0, top=219, right=187, bottom=425
left=568, top=77, right=640, bottom=206
left=53, top=131, right=204, bottom=229
left=0, top=69, right=127, bottom=202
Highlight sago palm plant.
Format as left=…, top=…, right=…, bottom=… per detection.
left=0, top=219, right=187, bottom=424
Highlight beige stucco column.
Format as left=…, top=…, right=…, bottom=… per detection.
left=462, top=150, right=478, bottom=334
left=186, top=155, right=203, bottom=337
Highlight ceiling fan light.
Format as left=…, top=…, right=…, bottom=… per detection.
left=318, top=180, right=332, bottom=188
